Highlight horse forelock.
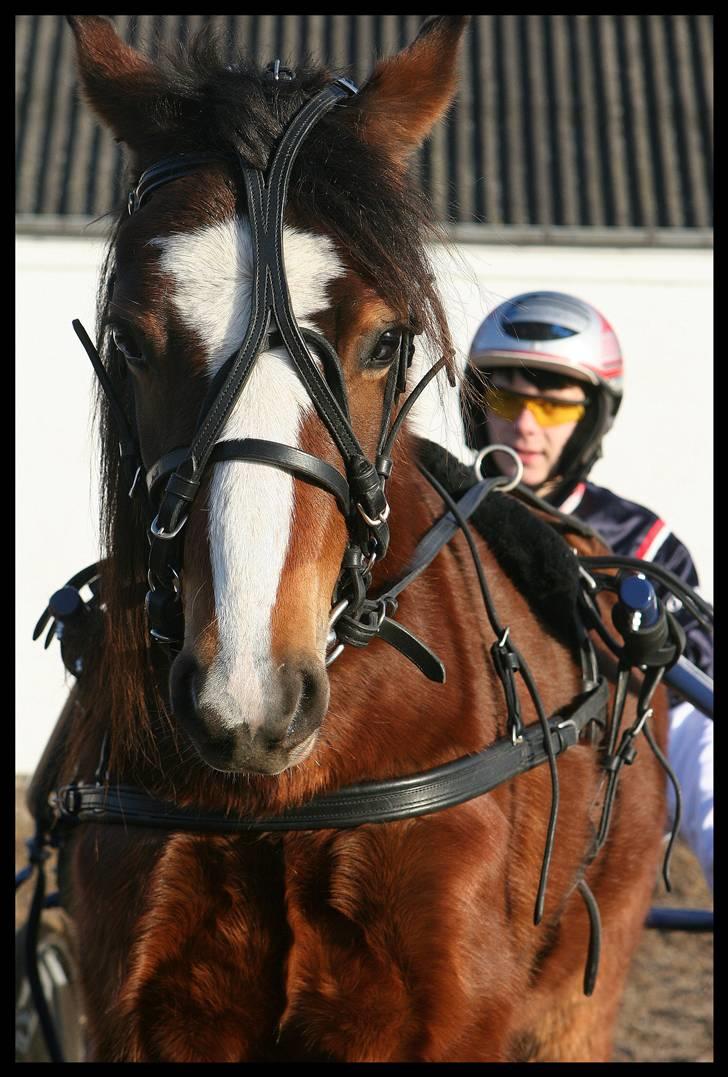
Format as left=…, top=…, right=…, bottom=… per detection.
left=114, top=35, right=454, bottom=368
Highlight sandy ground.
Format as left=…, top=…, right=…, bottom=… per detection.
left=612, top=837, right=713, bottom=1063
left=15, top=777, right=713, bottom=1062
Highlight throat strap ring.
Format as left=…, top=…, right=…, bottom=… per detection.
left=473, top=444, right=524, bottom=491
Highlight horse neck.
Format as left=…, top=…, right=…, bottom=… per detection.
left=322, top=430, right=497, bottom=782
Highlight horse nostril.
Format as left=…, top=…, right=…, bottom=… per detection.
left=286, top=670, right=318, bottom=739
left=301, top=670, right=318, bottom=705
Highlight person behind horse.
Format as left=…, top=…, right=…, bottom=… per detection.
left=463, top=291, right=713, bottom=891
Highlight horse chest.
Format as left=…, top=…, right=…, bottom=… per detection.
left=107, top=818, right=504, bottom=1062
left=276, top=815, right=511, bottom=1060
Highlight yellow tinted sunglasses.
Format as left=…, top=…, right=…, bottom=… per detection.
left=486, top=386, right=587, bottom=428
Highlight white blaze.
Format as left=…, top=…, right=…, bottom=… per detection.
left=154, top=220, right=342, bottom=729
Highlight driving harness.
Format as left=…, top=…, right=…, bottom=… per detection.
left=19, top=70, right=712, bottom=1062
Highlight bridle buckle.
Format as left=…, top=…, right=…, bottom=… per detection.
left=150, top=513, right=188, bottom=541
left=357, top=500, right=391, bottom=529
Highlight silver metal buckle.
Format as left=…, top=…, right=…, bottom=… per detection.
left=335, top=76, right=359, bottom=95
left=556, top=718, right=580, bottom=744
left=325, top=599, right=349, bottom=667
left=150, top=512, right=188, bottom=540
left=357, top=500, right=390, bottom=528
left=632, top=707, right=653, bottom=738
left=362, top=548, right=378, bottom=574
left=325, top=644, right=344, bottom=667
left=326, top=599, right=349, bottom=640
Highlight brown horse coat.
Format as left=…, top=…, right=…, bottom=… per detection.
left=31, top=15, right=668, bottom=1062
left=44, top=463, right=666, bottom=1062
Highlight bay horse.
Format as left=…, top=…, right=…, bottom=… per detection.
left=32, top=15, right=666, bottom=1062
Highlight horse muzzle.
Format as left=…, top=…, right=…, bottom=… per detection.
left=169, top=651, right=329, bottom=774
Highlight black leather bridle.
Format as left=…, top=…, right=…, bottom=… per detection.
left=73, top=73, right=457, bottom=677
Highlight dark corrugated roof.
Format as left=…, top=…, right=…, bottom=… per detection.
left=15, top=15, right=713, bottom=238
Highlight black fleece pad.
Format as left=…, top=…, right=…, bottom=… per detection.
left=416, top=439, right=584, bottom=649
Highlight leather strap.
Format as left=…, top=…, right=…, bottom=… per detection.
left=128, top=153, right=222, bottom=215
left=161, top=83, right=360, bottom=518
left=375, top=476, right=507, bottom=605
left=71, top=320, right=142, bottom=494
left=147, top=439, right=351, bottom=517
left=334, top=475, right=508, bottom=676
left=378, top=617, right=446, bottom=683
left=214, top=440, right=350, bottom=513
left=53, top=679, right=607, bottom=833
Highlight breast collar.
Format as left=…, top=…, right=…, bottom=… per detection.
left=74, top=74, right=444, bottom=668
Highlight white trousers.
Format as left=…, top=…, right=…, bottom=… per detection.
left=666, top=701, right=713, bottom=891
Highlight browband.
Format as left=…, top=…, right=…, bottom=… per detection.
left=146, top=440, right=351, bottom=517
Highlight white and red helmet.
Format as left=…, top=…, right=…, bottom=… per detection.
left=468, top=291, right=624, bottom=490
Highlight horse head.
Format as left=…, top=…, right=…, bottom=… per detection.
left=68, top=15, right=468, bottom=775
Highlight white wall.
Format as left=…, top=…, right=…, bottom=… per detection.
left=424, top=243, right=713, bottom=600
left=17, top=236, right=103, bottom=776
left=16, top=234, right=713, bottom=774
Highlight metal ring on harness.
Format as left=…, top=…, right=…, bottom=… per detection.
left=325, top=598, right=349, bottom=667
left=473, top=445, right=524, bottom=492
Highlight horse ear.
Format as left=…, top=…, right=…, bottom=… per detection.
left=356, top=16, right=470, bottom=158
left=66, top=15, right=164, bottom=147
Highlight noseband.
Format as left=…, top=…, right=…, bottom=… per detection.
left=74, top=75, right=443, bottom=662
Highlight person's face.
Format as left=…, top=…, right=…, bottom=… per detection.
left=485, top=372, right=587, bottom=491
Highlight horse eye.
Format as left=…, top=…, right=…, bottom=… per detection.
left=368, top=329, right=402, bottom=368
left=112, top=326, right=145, bottom=366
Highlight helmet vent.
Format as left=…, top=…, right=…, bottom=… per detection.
left=502, top=320, right=578, bottom=341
